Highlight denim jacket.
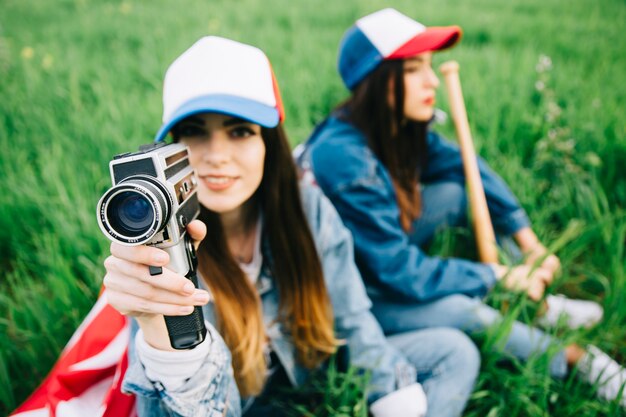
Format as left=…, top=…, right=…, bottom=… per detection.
left=122, top=183, right=417, bottom=416
left=298, top=115, right=531, bottom=303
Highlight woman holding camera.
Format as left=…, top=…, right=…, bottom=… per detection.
left=102, top=36, right=479, bottom=417
left=299, top=8, right=626, bottom=407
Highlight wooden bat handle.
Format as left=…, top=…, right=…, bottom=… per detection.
left=439, top=61, right=498, bottom=263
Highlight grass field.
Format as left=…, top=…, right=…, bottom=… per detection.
left=1, top=0, right=625, bottom=415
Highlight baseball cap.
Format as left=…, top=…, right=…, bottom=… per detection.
left=155, top=36, right=285, bottom=142
left=338, top=8, right=462, bottom=90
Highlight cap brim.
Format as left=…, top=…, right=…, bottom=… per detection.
left=387, top=26, right=462, bottom=59
left=154, top=94, right=280, bottom=142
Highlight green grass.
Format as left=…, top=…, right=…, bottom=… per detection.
left=1, top=0, right=625, bottom=415
left=276, top=357, right=370, bottom=417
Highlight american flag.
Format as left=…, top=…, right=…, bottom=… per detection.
left=10, top=293, right=136, bottom=417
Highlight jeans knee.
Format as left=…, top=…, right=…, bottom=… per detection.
left=422, top=182, right=467, bottom=226
left=456, top=330, right=481, bottom=379
left=441, top=328, right=481, bottom=383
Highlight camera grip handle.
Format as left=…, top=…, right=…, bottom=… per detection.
left=163, top=236, right=207, bottom=349
left=164, top=269, right=208, bottom=349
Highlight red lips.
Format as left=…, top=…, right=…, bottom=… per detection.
left=199, top=175, right=237, bottom=191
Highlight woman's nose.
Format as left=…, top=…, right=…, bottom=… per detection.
left=426, top=67, right=440, bottom=88
left=201, top=134, right=231, bottom=165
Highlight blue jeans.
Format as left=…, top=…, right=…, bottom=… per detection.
left=374, top=182, right=568, bottom=378
left=242, top=328, right=478, bottom=417
left=388, top=328, right=480, bottom=417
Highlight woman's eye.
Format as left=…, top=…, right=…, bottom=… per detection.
left=173, top=125, right=205, bottom=138
left=229, top=126, right=256, bottom=138
left=404, top=65, right=421, bottom=73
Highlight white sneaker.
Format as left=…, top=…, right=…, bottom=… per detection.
left=538, top=294, right=604, bottom=329
left=578, top=345, right=626, bottom=407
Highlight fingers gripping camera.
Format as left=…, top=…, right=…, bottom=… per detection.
left=97, top=142, right=207, bottom=350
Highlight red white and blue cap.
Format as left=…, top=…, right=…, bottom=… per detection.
left=155, top=36, right=285, bottom=142
left=338, top=8, right=462, bottom=90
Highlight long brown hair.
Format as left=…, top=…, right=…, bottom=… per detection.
left=339, top=60, right=429, bottom=232
left=193, top=124, right=339, bottom=397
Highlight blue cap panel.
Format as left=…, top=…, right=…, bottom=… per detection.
left=154, top=94, right=279, bottom=142
left=338, top=26, right=384, bottom=90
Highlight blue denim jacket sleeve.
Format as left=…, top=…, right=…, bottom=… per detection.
left=122, top=319, right=242, bottom=417
left=300, top=184, right=417, bottom=403
left=422, top=131, right=530, bottom=235
left=306, top=118, right=498, bottom=302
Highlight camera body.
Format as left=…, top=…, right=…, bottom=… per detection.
left=97, top=142, right=207, bottom=349
left=97, top=142, right=199, bottom=273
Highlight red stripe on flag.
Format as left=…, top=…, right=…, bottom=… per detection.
left=11, top=293, right=135, bottom=417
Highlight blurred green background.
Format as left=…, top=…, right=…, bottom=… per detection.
left=1, top=0, right=625, bottom=415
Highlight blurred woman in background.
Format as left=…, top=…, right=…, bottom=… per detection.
left=299, top=8, right=625, bottom=408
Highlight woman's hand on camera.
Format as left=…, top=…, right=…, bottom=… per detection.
left=491, top=264, right=552, bottom=301
left=103, top=220, right=209, bottom=350
left=103, top=219, right=210, bottom=320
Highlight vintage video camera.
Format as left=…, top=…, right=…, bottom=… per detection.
left=97, top=142, right=207, bottom=349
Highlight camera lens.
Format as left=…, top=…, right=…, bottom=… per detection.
left=97, top=175, right=172, bottom=245
left=108, top=191, right=155, bottom=235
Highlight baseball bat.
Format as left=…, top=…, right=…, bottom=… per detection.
left=439, top=61, right=499, bottom=263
